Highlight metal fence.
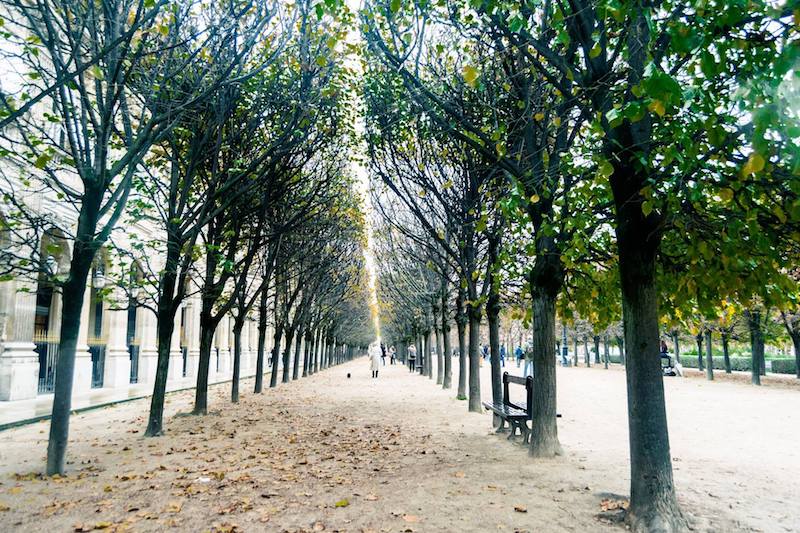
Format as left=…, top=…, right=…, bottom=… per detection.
left=35, top=334, right=59, bottom=394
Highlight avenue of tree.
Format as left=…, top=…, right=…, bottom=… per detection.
left=0, top=0, right=374, bottom=477
left=364, top=1, right=798, bottom=531
left=0, top=1, right=798, bottom=533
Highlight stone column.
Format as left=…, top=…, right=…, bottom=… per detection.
left=185, top=298, right=200, bottom=380
left=102, top=296, right=131, bottom=389
left=0, top=280, right=40, bottom=400
left=238, top=316, right=250, bottom=376
left=216, top=316, right=230, bottom=379
left=72, top=285, right=93, bottom=394
left=167, top=306, right=183, bottom=382
left=137, top=308, right=158, bottom=385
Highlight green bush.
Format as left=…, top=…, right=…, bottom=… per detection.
left=679, top=356, right=750, bottom=372
left=769, top=358, right=798, bottom=375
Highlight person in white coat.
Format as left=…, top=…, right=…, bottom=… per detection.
left=370, top=345, right=382, bottom=378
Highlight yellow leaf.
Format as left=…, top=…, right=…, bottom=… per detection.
left=335, top=498, right=349, bottom=507
left=742, top=153, right=765, bottom=175
left=462, top=65, right=479, bottom=87
left=529, top=194, right=540, bottom=204
left=648, top=99, right=665, bottom=117
left=718, top=188, right=734, bottom=202
left=553, top=116, right=562, bottom=127
left=534, top=112, right=545, bottom=121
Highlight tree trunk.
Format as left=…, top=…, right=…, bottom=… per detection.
left=593, top=335, right=601, bottom=366
left=528, top=289, right=562, bottom=457
left=704, top=330, right=713, bottom=380
left=145, top=259, right=180, bottom=436
left=603, top=334, right=609, bottom=369
left=231, top=321, right=244, bottom=403
left=722, top=332, right=731, bottom=373
left=292, top=327, right=302, bottom=381
left=302, top=331, right=312, bottom=377
left=269, top=328, right=283, bottom=388
left=790, top=332, right=800, bottom=379
left=46, top=255, right=93, bottom=475
left=616, top=335, right=625, bottom=366
left=487, top=290, right=502, bottom=411
left=695, top=333, right=704, bottom=371
left=442, top=321, right=452, bottom=389
left=671, top=331, right=681, bottom=364
left=282, top=328, right=294, bottom=383
left=584, top=336, right=590, bottom=367
left=747, top=310, right=764, bottom=386
left=456, top=291, right=467, bottom=399
left=434, top=314, right=443, bottom=385
left=193, top=316, right=215, bottom=415
left=426, top=328, right=433, bottom=379
left=467, top=304, right=482, bottom=412
left=254, top=290, right=268, bottom=393
left=614, top=202, right=681, bottom=530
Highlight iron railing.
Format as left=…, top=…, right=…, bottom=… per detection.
left=89, top=338, right=107, bottom=388
left=34, top=333, right=59, bottom=394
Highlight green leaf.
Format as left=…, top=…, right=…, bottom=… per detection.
left=390, top=0, right=401, bottom=13
left=33, top=153, right=51, bottom=169
left=335, top=498, right=349, bottom=507
left=641, top=200, right=653, bottom=216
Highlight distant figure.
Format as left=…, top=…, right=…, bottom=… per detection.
left=380, top=343, right=387, bottom=366
left=500, top=345, right=506, bottom=367
left=389, top=345, right=396, bottom=365
left=407, top=344, right=417, bottom=371
left=515, top=346, right=523, bottom=367
left=523, top=345, right=534, bottom=377
left=370, top=346, right=382, bottom=378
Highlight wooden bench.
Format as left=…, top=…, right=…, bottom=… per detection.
left=482, top=371, right=561, bottom=444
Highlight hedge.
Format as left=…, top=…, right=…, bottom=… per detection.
left=770, top=358, right=798, bottom=375
left=598, top=354, right=798, bottom=375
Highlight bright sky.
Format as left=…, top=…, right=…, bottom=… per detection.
left=345, top=0, right=380, bottom=341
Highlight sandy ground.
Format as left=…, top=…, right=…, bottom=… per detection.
left=0, top=358, right=798, bottom=533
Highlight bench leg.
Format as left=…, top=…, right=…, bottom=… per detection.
left=494, top=415, right=508, bottom=433
left=507, top=420, right=520, bottom=440
left=521, top=421, right=530, bottom=445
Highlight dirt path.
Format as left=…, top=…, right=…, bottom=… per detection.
left=0, top=358, right=797, bottom=532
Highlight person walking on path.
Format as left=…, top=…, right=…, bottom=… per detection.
left=407, top=344, right=417, bottom=372
left=389, top=346, right=396, bottom=365
left=500, top=345, right=506, bottom=367
left=515, top=345, right=523, bottom=367
left=380, top=343, right=387, bottom=366
left=523, top=344, right=534, bottom=378
left=370, top=346, right=382, bottom=378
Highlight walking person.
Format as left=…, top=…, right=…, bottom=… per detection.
left=370, top=345, right=381, bottom=378
left=500, top=344, right=506, bottom=367
left=380, top=343, right=387, bottom=366
left=515, top=345, right=523, bottom=367
left=389, top=345, right=396, bottom=365
left=523, top=344, right=534, bottom=378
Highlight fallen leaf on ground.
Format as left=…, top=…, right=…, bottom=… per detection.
left=599, top=499, right=629, bottom=512
left=335, top=498, right=349, bottom=508
left=514, top=506, right=527, bottom=513
left=402, top=514, right=419, bottom=523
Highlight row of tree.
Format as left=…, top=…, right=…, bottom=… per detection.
left=0, top=0, right=373, bottom=476
left=363, top=1, right=798, bottom=531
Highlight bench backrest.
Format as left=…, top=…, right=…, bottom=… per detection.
left=502, top=372, right=533, bottom=417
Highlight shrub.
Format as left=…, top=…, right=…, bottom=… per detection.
left=769, top=358, right=798, bottom=375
